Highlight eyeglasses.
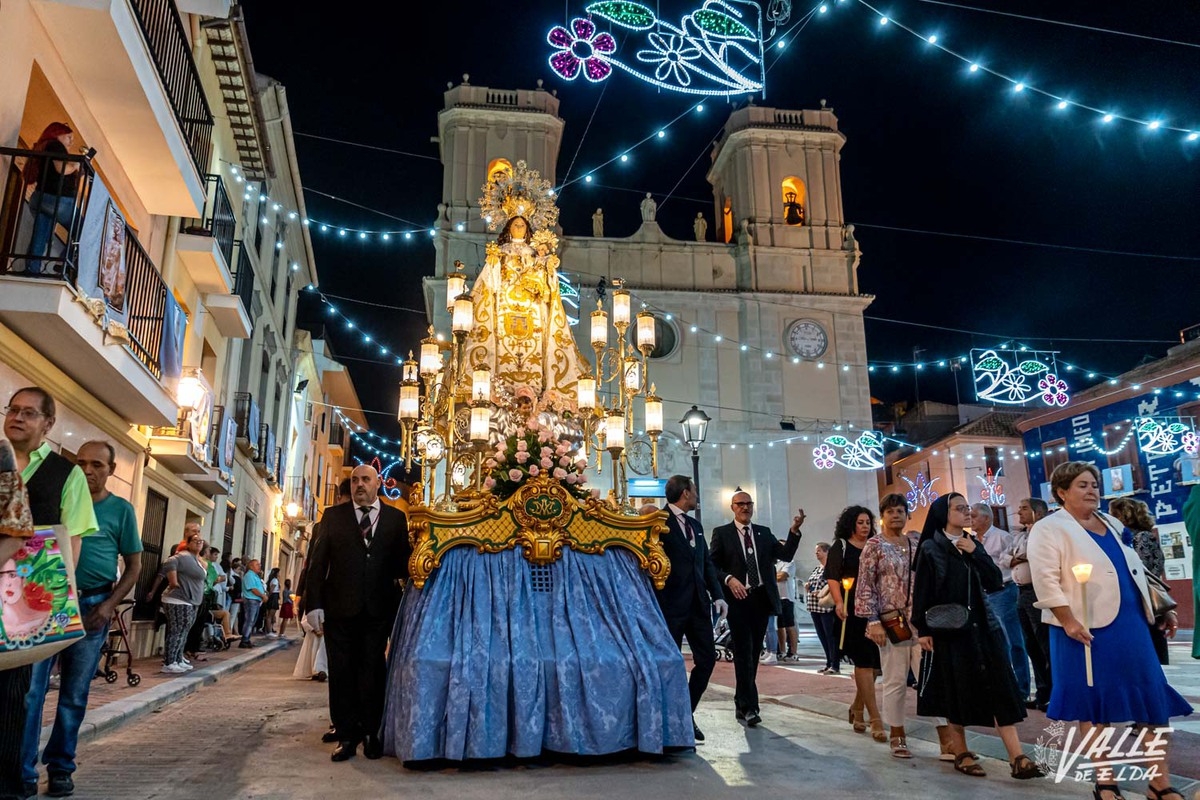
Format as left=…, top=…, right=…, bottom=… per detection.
left=732, top=501, right=754, bottom=507
left=950, top=505, right=971, bottom=514
left=3, top=406, right=46, bottom=421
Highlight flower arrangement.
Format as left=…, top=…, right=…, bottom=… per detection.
left=483, top=419, right=590, bottom=500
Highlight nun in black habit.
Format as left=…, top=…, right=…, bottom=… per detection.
left=912, top=492, right=1041, bottom=780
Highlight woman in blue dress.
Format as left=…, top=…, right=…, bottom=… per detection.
left=1029, top=462, right=1192, bottom=800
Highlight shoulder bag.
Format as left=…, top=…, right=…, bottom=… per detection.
left=879, top=538, right=914, bottom=644
left=924, top=538, right=972, bottom=632
left=1097, top=514, right=1176, bottom=619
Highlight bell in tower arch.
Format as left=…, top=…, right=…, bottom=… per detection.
left=783, top=191, right=805, bottom=226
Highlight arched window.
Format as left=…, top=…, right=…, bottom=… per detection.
left=781, top=177, right=806, bottom=226
left=722, top=197, right=734, bottom=243
left=487, top=158, right=513, bottom=182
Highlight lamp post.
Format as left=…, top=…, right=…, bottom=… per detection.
left=679, top=405, right=711, bottom=524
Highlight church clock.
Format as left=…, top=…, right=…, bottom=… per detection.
left=785, top=319, right=828, bottom=360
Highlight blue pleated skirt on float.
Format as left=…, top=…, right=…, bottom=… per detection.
left=1047, top=529, right=1192, bottom=725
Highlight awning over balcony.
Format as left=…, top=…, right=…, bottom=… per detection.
left=204, top=291, right=251, bottom=339
left=0, top=277, right=177, bottom=426
left=31, top=0, right=210, bottom=216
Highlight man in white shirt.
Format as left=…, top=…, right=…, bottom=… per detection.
left=971, top=503, right=1030, bottom=701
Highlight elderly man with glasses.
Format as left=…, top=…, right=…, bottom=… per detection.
left=710, top=491, right=804, bottom=728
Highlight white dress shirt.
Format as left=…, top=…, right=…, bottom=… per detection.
left=667, top=502, right=694, bottom=546
left=731, top=523, right=763, bottom=588
left=355, top=498, right=382, bottom=538
left=979, top=526, right=1014, bottom=583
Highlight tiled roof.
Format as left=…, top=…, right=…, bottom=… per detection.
left=949, top=411, right=1024, bottom=440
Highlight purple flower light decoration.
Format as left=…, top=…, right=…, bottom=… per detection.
left=1183, top=431, right=1199, bottom=455
left=812, top=444, right=837, bottom=470
left=548, top=19, right=617, bottom=83
left=1038, top=374, right=1070, bottom=407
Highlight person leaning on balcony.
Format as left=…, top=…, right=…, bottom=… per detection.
left=1027, top=462, right=1192, bottom=800
left=22, top=123, right=88, bottom=276
left=2, top=388, right=97, bottom=800
left=21, top=440, right=141, bottom=799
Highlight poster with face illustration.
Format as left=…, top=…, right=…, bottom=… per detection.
left=0, top=528, right=84, bottom=669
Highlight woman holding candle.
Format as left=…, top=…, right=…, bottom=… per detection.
left=824, top=505, right=884, bottom=742
left=912, top=493, right=1040, bottom=780
left=1028, top=462, right=1191, bottom=800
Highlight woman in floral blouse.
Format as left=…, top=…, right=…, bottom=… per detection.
left=1109, top=497, right=1172, bottom=664
left=857, top=493, right=950, bottom=760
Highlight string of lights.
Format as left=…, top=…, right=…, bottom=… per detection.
left=839, top=0, right=1200, bottom=140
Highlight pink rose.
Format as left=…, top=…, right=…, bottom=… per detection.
left=537, top=427, right=552, bottom=443
left=553, top=467, right=567, bottom=480
left=590, top=488, right=601, bottom=499
left=516, top=440, right=528, bottom=452
left=516, top=451, right=530, bottom=464
left=485, top=458, right=497, bottom=469
left=483, top=477, right=497, bottom=490
left=540, top=447, right=553, bottom=459
left=508, top=468, right=524, bottom=482
left=540, top=457, right=553, bottom=469
left=555, top=442, right=570, bottom=456
left=529, top=466, right=540, bottom=477
left=558, top=456, right=570, bottom=467
left=565, top=473, right=578, bottom=485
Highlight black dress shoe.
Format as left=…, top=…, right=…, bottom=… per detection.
left=331, top=740, right=357, bottom=762
left=362, top=733, right=384, bottom=759
left=48, top=771, right=75, bottom=797
left=745, top=711, right=762, bottom=727
left=693, top=723, right=705, bottom=743
left=735, top=709, right=746, bottom=721
left=321, top=729, right=340, bottom=743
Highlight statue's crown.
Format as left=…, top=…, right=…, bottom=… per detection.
left=479, top=160, right=559, bottom=233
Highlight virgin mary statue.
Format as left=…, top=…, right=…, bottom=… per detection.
left=467, top=162, right=586, bottom=401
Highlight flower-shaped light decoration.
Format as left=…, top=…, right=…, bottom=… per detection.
left=548, top=19, right=617, bottom=82
left=812, top=444, right=836, bottom=470
left=1038, top=374, right=1070, bottom=407
left=1182, top=431, right=1199, bottom=455
left=636, top=32, right=702, bottom=86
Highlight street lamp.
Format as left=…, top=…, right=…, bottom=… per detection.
left=679, top=404, right=711, bottom=524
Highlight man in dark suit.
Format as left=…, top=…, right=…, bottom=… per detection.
left=710, top=490, right=803, bottom=727
left=654, top=475, right=728, bottom=743
left=305, top=465, right=410, bottom=762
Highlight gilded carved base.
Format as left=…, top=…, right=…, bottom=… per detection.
left=407, top=475, right=670, bottom=589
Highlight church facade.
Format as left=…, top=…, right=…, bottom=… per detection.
left=424, top=81, right=876, bottom=541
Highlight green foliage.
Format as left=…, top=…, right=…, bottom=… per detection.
left=586, top=1, right=656, bottom=30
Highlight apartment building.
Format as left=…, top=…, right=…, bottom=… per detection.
left=0, top=0, right=355, bottom=650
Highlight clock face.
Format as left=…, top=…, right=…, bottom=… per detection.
left=787, top=319, right=828, bottom=359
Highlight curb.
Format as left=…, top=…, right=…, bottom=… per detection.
left=42, top=639, right=292, bottom=749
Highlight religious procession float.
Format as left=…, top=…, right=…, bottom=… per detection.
left=381, top=162, right=693, bottom=762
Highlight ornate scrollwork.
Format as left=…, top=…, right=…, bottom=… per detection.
left=407, top=473, right=670, bottom=588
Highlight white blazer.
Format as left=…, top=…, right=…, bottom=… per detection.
left=1027, top=510, right=1153, bottom=629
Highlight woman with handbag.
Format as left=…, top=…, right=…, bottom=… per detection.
left=1108, top=497, right=1177, bottom=665
left=1028, top=462, right=1191, bottom=800
left=857, top=493, right=951, bottom=760
left=912, top=493, right=1041, bottom=781
left=805, top=543, right=839, bottom=674
left=824, top=506, right=885, bottom=742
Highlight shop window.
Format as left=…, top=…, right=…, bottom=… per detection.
left=781, top=176, right=806, bottom=226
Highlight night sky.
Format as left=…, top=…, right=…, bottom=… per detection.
left=242, top=1, right=1200, bottom=447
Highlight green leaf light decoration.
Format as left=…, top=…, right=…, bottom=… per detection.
left=586, top=0, right=656, bottom=30
left=1018, top=360, right=1049, bottom=374
left=692, top=8, right=755, bottom=39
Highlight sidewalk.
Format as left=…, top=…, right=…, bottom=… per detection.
left=36, top=633, right=294, bottom=750
left=702, top=627, right=1200, bottom=793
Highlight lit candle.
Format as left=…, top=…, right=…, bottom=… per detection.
left=644, top=390, right=663, bottom=435
left=612, top=289, right=631, bottom=326
left=398, top=383, right=420, bottom=420
left=472, top=365, right=491, bottom=402
left=636, top=311, right=656, bottom=351
left=1072, top=563, right=1094, bottom=687
left=839, top=576, right=855, bottom=649
left=577, top=377, right=596, bottom=411
left=452, top=296, right=474, bottom=333
left=591, top=307, right=608, bottom=347
left=604, top=410, right=625, bottom=451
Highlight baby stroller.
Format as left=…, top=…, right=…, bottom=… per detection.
left=97, top=599, right=141, bottom=687
left=713, top=618, right=734, bottom=662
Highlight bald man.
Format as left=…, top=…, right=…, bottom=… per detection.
left=305, top=465, right=410, bottom=761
